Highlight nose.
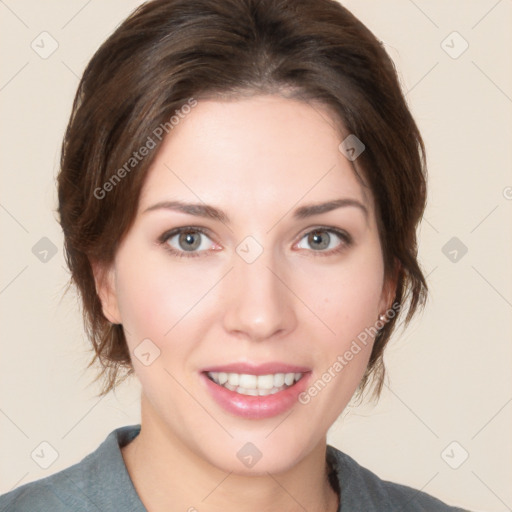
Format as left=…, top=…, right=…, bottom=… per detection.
left=222, top=249, right=298, bottom=342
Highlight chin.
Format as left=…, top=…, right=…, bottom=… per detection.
left=195, top=430, right=319, bottom=476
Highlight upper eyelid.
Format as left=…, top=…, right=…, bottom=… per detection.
left=159, top=226, right=215, bottom=242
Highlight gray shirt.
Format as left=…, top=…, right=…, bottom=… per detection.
left=0, top=424, right=471, bottom=511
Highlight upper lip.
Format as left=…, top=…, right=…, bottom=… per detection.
left=201, top=362, right=311, bottom=376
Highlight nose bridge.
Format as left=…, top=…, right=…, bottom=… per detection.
left=222, top=243, right=296, bottom=340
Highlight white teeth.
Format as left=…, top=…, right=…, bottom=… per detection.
left=284, top=373, right=295, bottom=386
left=257, top=374, right=275, bottom=390
left=239, top=374, right=257, bottom=388
left=228, top=373, right=239, bottom=386
left=207, top=371, right=304, bottom=396
left=274, top=373, right=285, bottom=387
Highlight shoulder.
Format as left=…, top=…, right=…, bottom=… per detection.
left=0, top=424, right=143, bottom=512
left=326, top=444, right=472, bottom=512
left=0, top=458, right=97, bottom=512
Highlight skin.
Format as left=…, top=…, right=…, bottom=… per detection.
left=94, top=94, right=396, bottom=512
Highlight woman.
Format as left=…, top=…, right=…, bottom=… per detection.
left=0, top=0, right=473, bottom=510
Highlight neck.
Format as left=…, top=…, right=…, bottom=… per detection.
left=121, top=395, right=339, bottom=512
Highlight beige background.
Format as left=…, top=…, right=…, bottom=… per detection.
left=1, top=1, right=511, bottom=510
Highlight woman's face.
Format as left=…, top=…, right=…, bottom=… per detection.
left=96, top=94, right=393, bottom=474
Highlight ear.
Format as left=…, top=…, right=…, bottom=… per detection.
left=91, top=260, right=122, bottom=325
left=378, top=258, right=400, bottom=316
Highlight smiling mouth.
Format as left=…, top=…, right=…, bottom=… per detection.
left=205, top=371, right=304, bottom=396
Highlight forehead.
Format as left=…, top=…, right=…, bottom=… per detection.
left=138, top=95, right=372, bottom=217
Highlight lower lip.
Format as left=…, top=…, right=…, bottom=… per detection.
left=200, top=372, right=311, bottom=419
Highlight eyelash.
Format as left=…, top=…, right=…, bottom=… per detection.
left=157, top=226, right=353, bottom=259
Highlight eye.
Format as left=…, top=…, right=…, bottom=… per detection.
left=159, top=227, right=218, bottom=257
left=296, top=227, right=351, bottom=254
left=159, top=226, right=351, bottom=258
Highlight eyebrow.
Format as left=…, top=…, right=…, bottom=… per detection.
left=142, top=198, right=368, bottom=223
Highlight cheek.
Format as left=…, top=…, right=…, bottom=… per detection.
left=114, top=268, right=165, bottom=341
left=298, top=250, right=384, bottom=339
left=114, top=249, right=220, bottom=347
left=296, top=252, right=384, bottom=415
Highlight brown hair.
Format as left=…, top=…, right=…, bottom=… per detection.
left=57, top=0, right=428, bottom=400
